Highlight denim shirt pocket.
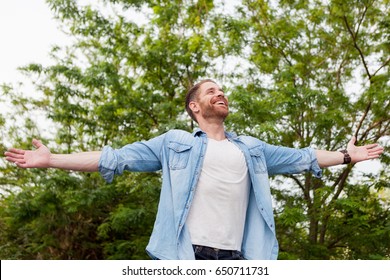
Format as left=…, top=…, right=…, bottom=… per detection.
left=249, top=146, right=267, bottom=174
left=168, top=142, right=193, bottom=170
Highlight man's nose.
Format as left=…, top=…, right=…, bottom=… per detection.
left=216, top=91, right=228, bottom=102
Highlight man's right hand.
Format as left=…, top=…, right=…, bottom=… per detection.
left=4, top=139, right=51, bottom=168
left=4, top=139, right=101, bottom=172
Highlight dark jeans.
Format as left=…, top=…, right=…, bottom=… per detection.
left=193, top=245, right=246, bottom=260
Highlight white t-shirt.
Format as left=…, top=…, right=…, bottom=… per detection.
left=186, top=138, right=250, bottom=250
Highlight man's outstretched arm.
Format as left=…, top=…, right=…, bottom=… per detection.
left=316, top=136, right=384, bottom=168
left=4, top=139, right=101, bottom=172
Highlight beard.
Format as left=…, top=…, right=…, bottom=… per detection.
left=201, top=104, right=229, bottom=121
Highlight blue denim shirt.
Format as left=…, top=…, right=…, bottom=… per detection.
left=98, top=129, right=322, bottom=260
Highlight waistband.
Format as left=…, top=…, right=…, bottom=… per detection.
left=193, top=245, right=240, bottom=254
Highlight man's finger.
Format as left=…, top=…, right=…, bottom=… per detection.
left=15, top=162, right=28, bottom=168
left=5, top=153, right=25, bottom=160
left=6, top=148, right=26, bottom=155
left=32, top=139, right=42, bottom=149
left=365, top=143, right=379, bottom=149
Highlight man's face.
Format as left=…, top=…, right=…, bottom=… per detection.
left=194, top=81, right=229, bottom=122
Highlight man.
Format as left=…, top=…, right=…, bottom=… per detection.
left=4, top=79, right=384, bottom=260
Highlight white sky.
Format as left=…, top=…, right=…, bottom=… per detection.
left=0, top=0, right=70, bottom=86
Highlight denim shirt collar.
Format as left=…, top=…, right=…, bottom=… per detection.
left=192, top=128, right=238, bottom=139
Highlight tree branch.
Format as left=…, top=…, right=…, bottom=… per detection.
left=359, top=119, right=384, bottom=141
left=343, top=15, right=372, bottom=80
left=331, top=165, right=353, bottom=202
left=287, top=174, right=312, bottom=206
left=372, top=57, right=390, bottom=77
left=354, top=101, right=372, bottom=142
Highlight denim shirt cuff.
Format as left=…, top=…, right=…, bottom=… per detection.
left=98, top=145, right=116, bottom=183
left=310, top=148, right=322, bottom=178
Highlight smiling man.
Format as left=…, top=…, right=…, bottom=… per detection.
left=186, top=79, right=229, bottom=128
left=4, top=79, right=384, bottom=260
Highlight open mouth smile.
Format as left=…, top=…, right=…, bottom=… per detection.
left=212, top=98, right=228, bottom=107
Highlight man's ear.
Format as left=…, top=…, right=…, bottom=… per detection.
left=189, top=101, right=199, bottom=113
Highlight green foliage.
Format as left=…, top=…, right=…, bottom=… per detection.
left=1, top=0, right=389, bottom=259
left=229, top=0, right=390, bottom=259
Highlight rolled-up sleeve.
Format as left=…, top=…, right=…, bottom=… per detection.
left=98, top=135, right=165, bottom=183
left=98, top=146, right=119, bottom=183
left=307, top=148, right=322, bottom=178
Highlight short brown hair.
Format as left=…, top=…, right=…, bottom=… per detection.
left=185, top=79, right=216, bottom=122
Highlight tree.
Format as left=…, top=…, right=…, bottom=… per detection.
left=226, top=0, right=390, bottom=259
left=1, top=0, right=223, bottom=260
left=0, top=0, right=389, bottom=259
